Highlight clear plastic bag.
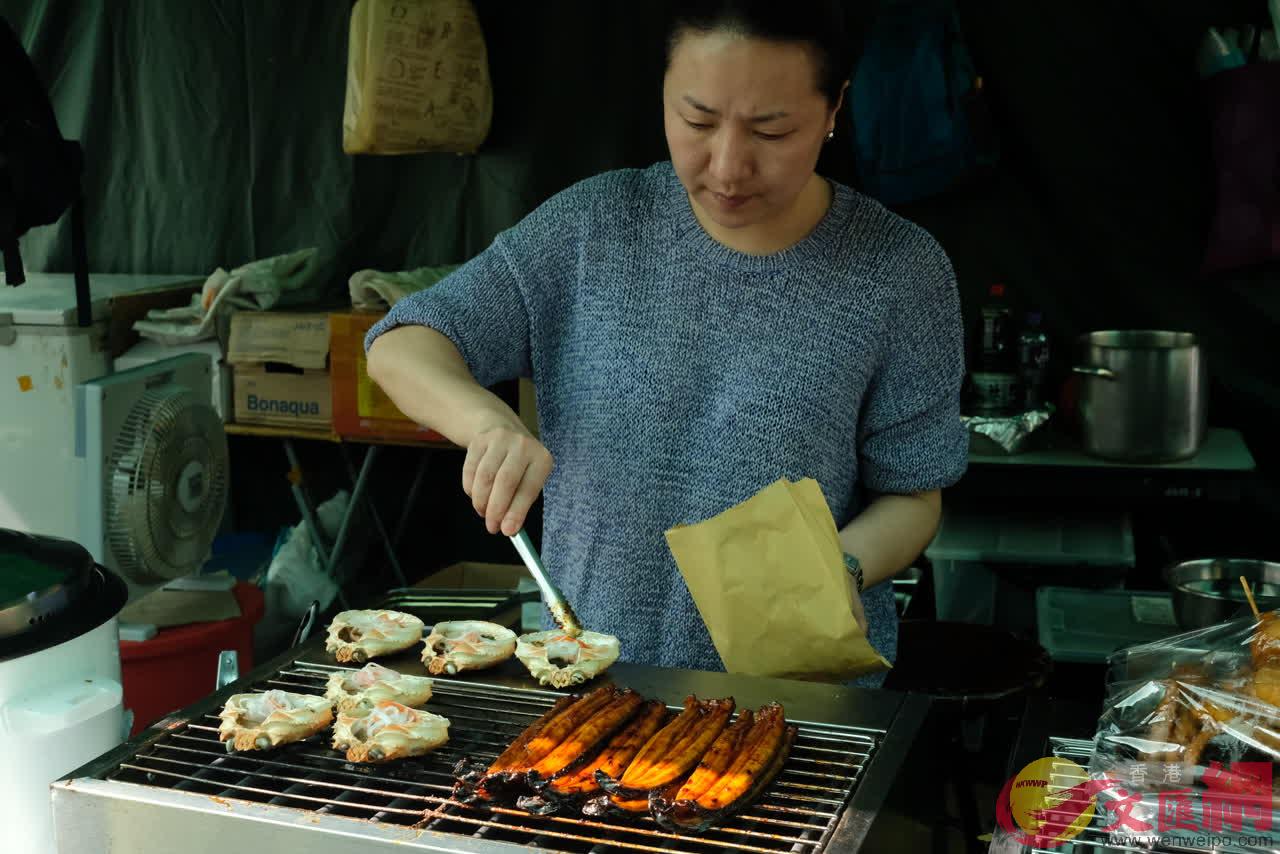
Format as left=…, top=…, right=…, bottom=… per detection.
left=1086, top=611, right=1280, bottom=851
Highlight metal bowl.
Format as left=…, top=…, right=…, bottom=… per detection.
left=1164, top=558, right=1280, bottom=628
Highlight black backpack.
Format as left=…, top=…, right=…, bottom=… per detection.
left=0, top=15, right=90, bottom=322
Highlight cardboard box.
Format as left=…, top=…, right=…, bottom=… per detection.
left=331, top=310, right=541, bottom=443
left=330, top=311, right=446, bottom=442
left=233, top=365, right=331, bottom=428
left=412, top=561, right=537, bottom=631
left=228, top=312, right=332, bottom=429
left=228, top=312, right=330, bottom=370
left=413, top=561, right=531, bottom=591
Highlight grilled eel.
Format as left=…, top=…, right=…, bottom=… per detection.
left=454, top=685, right=617, bottom=801
left=517, top=699, right=668, bottom=815
left=590, top=696, right=735, bottom=814
left=652, top=703, right=796, bottom=832
left=526, top=689, right=644, bottom=781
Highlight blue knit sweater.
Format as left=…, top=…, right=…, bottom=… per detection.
left=367, top=161, right=968, bottom=689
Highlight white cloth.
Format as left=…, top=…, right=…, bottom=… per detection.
left=134, top=248, right=320, bottom=345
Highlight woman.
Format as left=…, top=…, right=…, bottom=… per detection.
left=366, top=0, right=968, bottom=688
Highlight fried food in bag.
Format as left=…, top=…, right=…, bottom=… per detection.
left=1089, top=609, right=1280, bottom=851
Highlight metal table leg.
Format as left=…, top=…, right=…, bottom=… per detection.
left=391, top=451, right=431, bottom=555
left=282, top=438, right=348, bottom=611
left=339, top=443, right=408, bottom=588
left=328, top=444, right=379, bottom=589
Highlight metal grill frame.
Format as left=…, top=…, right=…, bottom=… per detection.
left=53, top=647, right=927, bottom=853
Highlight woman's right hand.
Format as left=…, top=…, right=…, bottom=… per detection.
left=462, top=423, right=554, bottom=537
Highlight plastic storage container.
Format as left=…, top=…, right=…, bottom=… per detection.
left=1036, top=586, right=1181, bottom=663
left=925, top=509, right=1135, bottom=627
left=119, top=582, right=264, bottom=734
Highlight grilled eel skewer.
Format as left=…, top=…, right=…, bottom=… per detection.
left=455, top=685, right=621, bottom=801
left=591, top=696, right=736, bottom=814
left=517, top=700, right=669, bottom=814
left=652, top=703, right=796, bottom=831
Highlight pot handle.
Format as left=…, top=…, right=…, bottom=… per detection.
left=1072, top=365, right=1117, bottom=380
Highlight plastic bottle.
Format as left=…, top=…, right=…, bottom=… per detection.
left=977, top=284, right=1015, bottom=372
left=1017, top=311, right=1050, bottom=410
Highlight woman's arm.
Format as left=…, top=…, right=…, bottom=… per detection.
left=366, top=325, right=553, bottom=535
left=366, top=325, right=523, bottom=446
left=837, top=489, right=942, bottom=590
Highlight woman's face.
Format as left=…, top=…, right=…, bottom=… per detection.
left=663, top=31, right=839, bottom=232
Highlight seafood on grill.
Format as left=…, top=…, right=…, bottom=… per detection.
left=518, top=699, right=669, bottom=814
left=422, top=620, right=517, bottom=675
left=324, top=663, right=433, bottom=713
left=649, top=703, right=797, bottom=832
left=456, top=687, right=793, bottom=833
left=325, top=610, right=424, bottom=663
left=588, top=696, right=735, bottom=815
left=331, top=700, right=450, bottom=763
left=514, top=629, right=620, bottom=688
left=454, top=685, right=624, bottom=802
left=218, top=690, right=333, bottom=753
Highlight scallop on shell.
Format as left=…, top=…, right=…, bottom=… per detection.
left=324, top=663, right=433, bottom=713
left=331, top=700, right=450, bottom=763
left=325, top=610, right=425, bottom=663
left=218, top=689, right=333, bottom=753
left=514, top=630, right=621, bottom=688
left=422, top=620, right=518, bottom=676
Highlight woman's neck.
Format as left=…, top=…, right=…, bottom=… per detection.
left=691, top=174, right=832, bottom=256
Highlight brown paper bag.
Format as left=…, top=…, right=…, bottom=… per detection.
left=343, top=0, right=493, bottom=155
left=665, top=478, right=889, bottom=682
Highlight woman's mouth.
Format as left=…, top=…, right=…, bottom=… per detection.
left=711, top=191, right=752, bottom=210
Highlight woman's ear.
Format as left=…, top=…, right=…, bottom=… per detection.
left=828, top=80, right=850, bottom=134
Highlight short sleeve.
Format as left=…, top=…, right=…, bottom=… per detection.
left=857, top=239, right=969, bottom=493
left=364, top=239, right=533, bottom=387
left=363, top=181, right=587, bottom=387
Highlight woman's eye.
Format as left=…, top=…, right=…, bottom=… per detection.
left=755, top=131, right=790, bottom=141
left=684, top=119, right=711, bottom=131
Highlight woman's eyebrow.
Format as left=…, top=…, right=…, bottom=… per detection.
left=681, top=95, right=788, bottom=123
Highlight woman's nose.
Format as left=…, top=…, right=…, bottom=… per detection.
left=708, top=130, right=752, bottom=186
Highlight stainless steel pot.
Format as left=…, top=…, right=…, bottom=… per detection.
left=1165, top=558, right=1280, bottom=628
left=1072, top=330, right=1208, bottom=462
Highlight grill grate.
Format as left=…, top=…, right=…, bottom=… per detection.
left=105, top=662, right=881, bottom=853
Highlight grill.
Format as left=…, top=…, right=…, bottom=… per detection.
left=54, top=646, right=925, bottom=853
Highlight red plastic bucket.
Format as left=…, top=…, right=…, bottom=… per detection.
left=119, top=582, right=265, bottom=734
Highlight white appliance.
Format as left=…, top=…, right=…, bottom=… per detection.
left=77, top=353, right=230, bottom=600
left=0, top=273, right=227, bottom=599
left=0, top=273, right=200, bottom=542
left=0, top=274, right=227, bottom=854
left=0, top=532, right=128, bottom=854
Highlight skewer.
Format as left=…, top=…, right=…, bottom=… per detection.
left=1241, top=576, right=1262, bottom=621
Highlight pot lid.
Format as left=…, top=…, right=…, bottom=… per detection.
left=0, top=529, right=94, bottom=640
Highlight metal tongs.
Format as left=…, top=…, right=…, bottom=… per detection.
left=509, top=529, right=583, bottom=637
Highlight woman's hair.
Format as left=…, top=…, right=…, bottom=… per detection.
left=664, top=0, right=849, bottom=104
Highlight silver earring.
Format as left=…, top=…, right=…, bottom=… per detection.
left=826, top=130, right=834, bottom=141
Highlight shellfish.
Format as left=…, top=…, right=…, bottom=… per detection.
left=515, top=629, right=620, bottom=688
left=422, top=620, right=518, bottom=675
left=331, top=700, right=450, bottom=763
left=217, top=690, right=333, bottom=753
left=325, top=609, right=424, bottom=663
left=324, top=662, right=433, bottom=713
